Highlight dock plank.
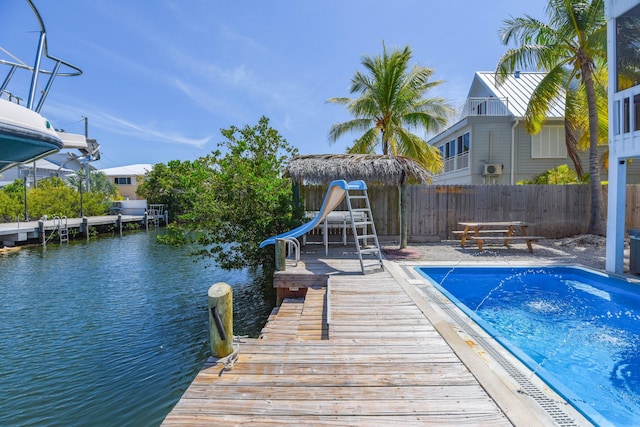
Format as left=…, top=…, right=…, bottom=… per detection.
left=162, top=254, right=513, bottom=426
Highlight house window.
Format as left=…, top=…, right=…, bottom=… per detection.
left=616, top=4, right=640, bottom=92
left=448, top=140, right=456, bottom=158
left=635, top=94, right=640, bottom=131
left=457, top=132, right=470, bottom=153
left=625, top=97, right=631, bottom=133
left=476, top=101, right=487, bottom=115
left=531, top=126, right=567, bottom=159
left=114, top=177, right=132, bottom=185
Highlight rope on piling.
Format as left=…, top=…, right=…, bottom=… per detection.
left=217, top=335, right=246, bottom=376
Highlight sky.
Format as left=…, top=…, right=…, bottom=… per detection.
left=1, top=0, right=547, bottom=170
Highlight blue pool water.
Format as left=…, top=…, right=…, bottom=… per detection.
left=418, top=266, right=640, bottom=426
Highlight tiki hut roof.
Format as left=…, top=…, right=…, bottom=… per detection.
left=284, top=154, right=432, bottom=186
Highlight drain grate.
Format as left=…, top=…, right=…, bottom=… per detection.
left=416, top=282, right=581, bottom=427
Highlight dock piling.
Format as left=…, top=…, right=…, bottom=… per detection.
left=39, top=219, right=45, bottom=247
left=116, top=214, right=123, bottom=236
left=275, top=239, right=286, bottom=271
left=82, top=217, right=89, bottom=240
left=208, top=283, right=234, bottom=358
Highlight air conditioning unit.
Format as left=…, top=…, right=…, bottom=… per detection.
left=483, top=164, right=503, bottom=176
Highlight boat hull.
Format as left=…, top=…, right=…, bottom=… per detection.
left=0, top=99, right=63, bottom=172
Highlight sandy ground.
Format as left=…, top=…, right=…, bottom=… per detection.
left=382, top=235, right=631, bottom=273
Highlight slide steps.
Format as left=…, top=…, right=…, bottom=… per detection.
left=344, top=184, right=384, bottom=274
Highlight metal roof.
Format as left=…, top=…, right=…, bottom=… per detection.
left=20, top=158, right=73, bottom=172
left=99, top=164, right=153, bottom=176
left=473, top=72, right=565, bottom=119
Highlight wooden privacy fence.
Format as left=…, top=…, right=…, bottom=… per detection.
left=301, top=184, right=640, bottom=241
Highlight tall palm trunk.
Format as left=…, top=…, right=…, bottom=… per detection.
left=400, top=183, right=408, bottom=248
left=581, top=61, right=606, bottom=236
left=382, top=130, right=409, bottom=249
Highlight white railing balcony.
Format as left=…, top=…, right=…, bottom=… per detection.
left=443, top=158, right=455, bottom=173
left=611, top=85, right=640, bottom=158
left=460, top=97, right=509, bottom=119
left=438, top=152, right=469, bottom=175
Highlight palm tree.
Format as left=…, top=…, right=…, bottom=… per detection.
left=496, top=0, right=607, bottom=236
left=328, top=43, right=452, bottom=248
left=328, top=43, right=452, bottom=171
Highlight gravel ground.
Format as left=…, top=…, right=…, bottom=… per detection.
left=382, top=235, right=631, bottom=273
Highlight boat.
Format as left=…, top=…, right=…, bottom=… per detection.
left=0, top=98, right=63, bottom=172
left=0, top=246, right=21, bottom=254
left=0, top=0, right=82, bottom=173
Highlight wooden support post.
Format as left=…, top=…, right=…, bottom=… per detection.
left=208, top=283, right=234, bottom=358
left=144, top=212, right=149, bottom=232
left=39, top=219, right=45, bottom=247
left=275, top=239, right=286, bottom=271
left=117, top=214, right=123, bottom=236
left=83, top=217, right=89, bottom=240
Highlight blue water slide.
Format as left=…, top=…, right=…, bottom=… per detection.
left=259, top=179, right=367, bottom=248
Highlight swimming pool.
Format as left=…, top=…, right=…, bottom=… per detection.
left=418, top=265, right=640, bottom=427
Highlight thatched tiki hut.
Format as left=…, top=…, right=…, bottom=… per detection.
left=284, top=154, right=432, bottom=248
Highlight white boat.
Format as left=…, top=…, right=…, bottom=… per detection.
left=0, top=98, right=63, bottom=171
left=0, top=0, right=82, bottom=172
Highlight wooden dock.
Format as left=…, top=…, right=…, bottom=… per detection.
left=0, top=214, right=159, bottom=245
left=163, top=245, right=590, bottom=426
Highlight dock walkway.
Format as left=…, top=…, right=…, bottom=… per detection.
left=163, top=245, right=590, bottom=426
left=0, top=214, right=155, bottom=245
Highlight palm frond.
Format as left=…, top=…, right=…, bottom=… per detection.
left=328, top=119, right=374, bottom=143
left=524, top=66, right=567, bottom=133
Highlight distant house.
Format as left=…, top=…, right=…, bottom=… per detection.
left=428, top=71, right=592, bottom=185
left=605, top=0, right=640, bottom=274
left=100, top=164, right=152, bottom=200
left=0, top=159, right=75, bottom=187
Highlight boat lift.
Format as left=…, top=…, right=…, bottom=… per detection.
left=0, top=0, right=83, bottom=113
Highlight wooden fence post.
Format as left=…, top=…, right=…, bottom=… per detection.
left=208, top=282, right=234, bottom=358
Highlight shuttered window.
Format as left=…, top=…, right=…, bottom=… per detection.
left=531, top=126, right=567, bottom=159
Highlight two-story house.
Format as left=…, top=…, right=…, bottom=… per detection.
left=428, top=71, right=584, bottom=185
left=606, top=0, right=640, bottom=273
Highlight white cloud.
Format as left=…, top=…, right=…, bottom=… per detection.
left=46, top=101, right=211, bottom=148
left=99, top=112, right=212, bottom=147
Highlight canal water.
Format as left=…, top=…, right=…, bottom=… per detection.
left=0, top=231, right=275, bottom=426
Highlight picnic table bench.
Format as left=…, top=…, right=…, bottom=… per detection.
left=455, top=221, right=544, bottom=253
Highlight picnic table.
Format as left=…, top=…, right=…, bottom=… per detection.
left=454, top=221, right=544, bottom=253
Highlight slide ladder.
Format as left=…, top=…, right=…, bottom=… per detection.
left=344, top=186, right=383, bottom=274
